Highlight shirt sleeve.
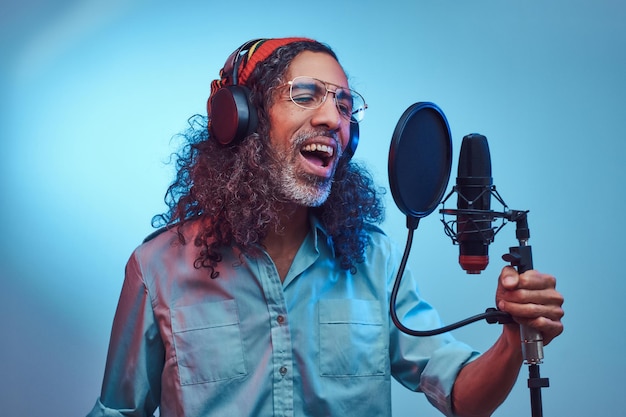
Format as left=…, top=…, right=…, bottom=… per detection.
left=87, top=251, right=164, bottom=417
left=388, top=257, right=481, bottom=417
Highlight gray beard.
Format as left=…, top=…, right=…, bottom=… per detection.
left=276, top=169, right=333, bottom=207
left=267, top=132, right=339, bottom=207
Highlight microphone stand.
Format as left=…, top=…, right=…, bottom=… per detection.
left=391, top=205, right=551, bottom=417
left=501, top=210, right=549, bottom=417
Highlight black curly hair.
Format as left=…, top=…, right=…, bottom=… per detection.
left=152, top=40, right=385, bottom=278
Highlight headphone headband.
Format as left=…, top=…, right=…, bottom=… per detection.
left=221, top=39, right=265, bottom=86
left=210, top=37, right=314, bottom=100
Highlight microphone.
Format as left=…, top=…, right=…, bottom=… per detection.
left=387, top=104, right=520, bottom=338
left=447, top=135, right=546, bottom=362
left=455, top=134, right=495, bottom=274
left=388, top=111, right=549, bottom=413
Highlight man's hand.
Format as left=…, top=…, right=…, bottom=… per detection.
left=496, top=266, right=564, bottom=345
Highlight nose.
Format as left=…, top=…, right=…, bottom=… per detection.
left=311, top=92, right=342, bottom=128
left=310, top=92, right=347, bottom=147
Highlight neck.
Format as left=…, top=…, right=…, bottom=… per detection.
left=263, top=205, right=310, bottom=282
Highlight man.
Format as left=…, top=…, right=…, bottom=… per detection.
left=87, top=37, right=564, bottom=417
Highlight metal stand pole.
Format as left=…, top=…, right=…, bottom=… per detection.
left=502, top=211, right=550, bottom=417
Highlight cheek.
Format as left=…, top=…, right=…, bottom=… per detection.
left=268, top=104, right=294, bottom=134
left=268, top=105, right=308, bottom=146
left=340, top=124, right=352, bottom=150
left=267, top=109, right=286, bottom=146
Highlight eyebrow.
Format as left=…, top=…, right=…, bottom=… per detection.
left=334, top=88, right=352, bottom=101
left=293, top=79, right=319, bottom=90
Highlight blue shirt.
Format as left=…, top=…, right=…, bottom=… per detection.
left=88, top=217, right=479, bottom=417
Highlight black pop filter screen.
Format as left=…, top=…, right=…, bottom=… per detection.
left=388, top=102, right=452, bottom=219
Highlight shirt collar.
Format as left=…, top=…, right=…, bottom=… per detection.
left=309, top=215, right=336, bottom=258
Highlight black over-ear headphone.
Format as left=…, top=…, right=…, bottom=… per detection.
left=208, top=39, right=260, bottom=146
left=207, top=39, right=359, bottom=160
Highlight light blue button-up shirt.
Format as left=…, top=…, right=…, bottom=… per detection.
left=88, top=217, right=479, bottom=417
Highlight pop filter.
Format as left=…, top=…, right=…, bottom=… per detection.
left=387, top=102, right=506, bottom=337
left=388, top=102, right=453, bottom=222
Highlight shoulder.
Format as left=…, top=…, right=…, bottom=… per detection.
left=138, top=225, right=179, bottom=254
left=363, top=223, right=396, bottom=252
left=360, top=224, right=404, bottom=270
left=140, top=219, right=204, bottom=249
left=132, top=220, right=204, bottom=267
left=142, top=226, right=173, bottom=243
left=363, top=223, right=386, bottom=238
left=125, top=220, right=207, bottom=291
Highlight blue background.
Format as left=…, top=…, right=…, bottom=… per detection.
left=2, top=1, right=624, bottom=416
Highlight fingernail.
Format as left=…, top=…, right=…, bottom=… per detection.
left=503, top=275, right=517, bottom=286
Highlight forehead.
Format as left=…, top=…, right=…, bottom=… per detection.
left=285, top=50, right=348, bottom=88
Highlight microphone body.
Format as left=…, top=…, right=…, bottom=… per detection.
left=455, top=134, right=494, bottom=274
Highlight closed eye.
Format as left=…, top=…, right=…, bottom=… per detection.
left=290, top=81, right=325, bottom=108
left=291, top=93, right=317, bottom=105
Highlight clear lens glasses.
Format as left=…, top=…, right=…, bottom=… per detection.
left=287, top=76, right=367, bottom=123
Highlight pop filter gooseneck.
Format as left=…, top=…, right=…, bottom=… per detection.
left=388, top=102, right=510, bottom=337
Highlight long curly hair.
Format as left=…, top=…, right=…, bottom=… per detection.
left=152, top=40, right=385, bottom=278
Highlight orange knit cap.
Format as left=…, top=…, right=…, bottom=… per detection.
left=209, top=37, right=315, bottom=102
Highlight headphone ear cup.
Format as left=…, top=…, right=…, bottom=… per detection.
left=344, top=121, right=359, bottom=160
left=208, top=85, right=258, bottom=145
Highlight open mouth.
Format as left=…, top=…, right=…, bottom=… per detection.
left=300, top=143, right=335, bottom=168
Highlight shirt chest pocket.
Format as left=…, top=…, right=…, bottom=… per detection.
left=318, top=299, right=386, bottom=377
left=171, top=299, right=247, bottom=385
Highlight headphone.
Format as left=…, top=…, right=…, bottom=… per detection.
left=207, top=38, right=359, bottom=160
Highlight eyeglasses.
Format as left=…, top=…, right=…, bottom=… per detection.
left=285, top=76, right=367, bottom=123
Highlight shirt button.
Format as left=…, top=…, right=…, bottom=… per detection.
left=277, top=315, right=285, bottom=324
left=279, top=366, right=288, bottom=376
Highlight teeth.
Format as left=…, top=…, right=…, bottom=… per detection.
left=302, top=143, right=334, bottom=156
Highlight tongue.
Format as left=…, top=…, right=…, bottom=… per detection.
left=302, top=151, right=326, bottom=167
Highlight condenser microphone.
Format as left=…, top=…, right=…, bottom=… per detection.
left=455, top=134, right=495, bottom=274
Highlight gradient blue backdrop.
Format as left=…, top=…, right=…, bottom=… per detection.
left=2, top=1, right=624, bottom=416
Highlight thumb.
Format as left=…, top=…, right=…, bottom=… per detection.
left=500, top=267, right=519, bottom=290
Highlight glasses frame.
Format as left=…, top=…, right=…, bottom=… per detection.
left=285, top=76, right=367, bottom=123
